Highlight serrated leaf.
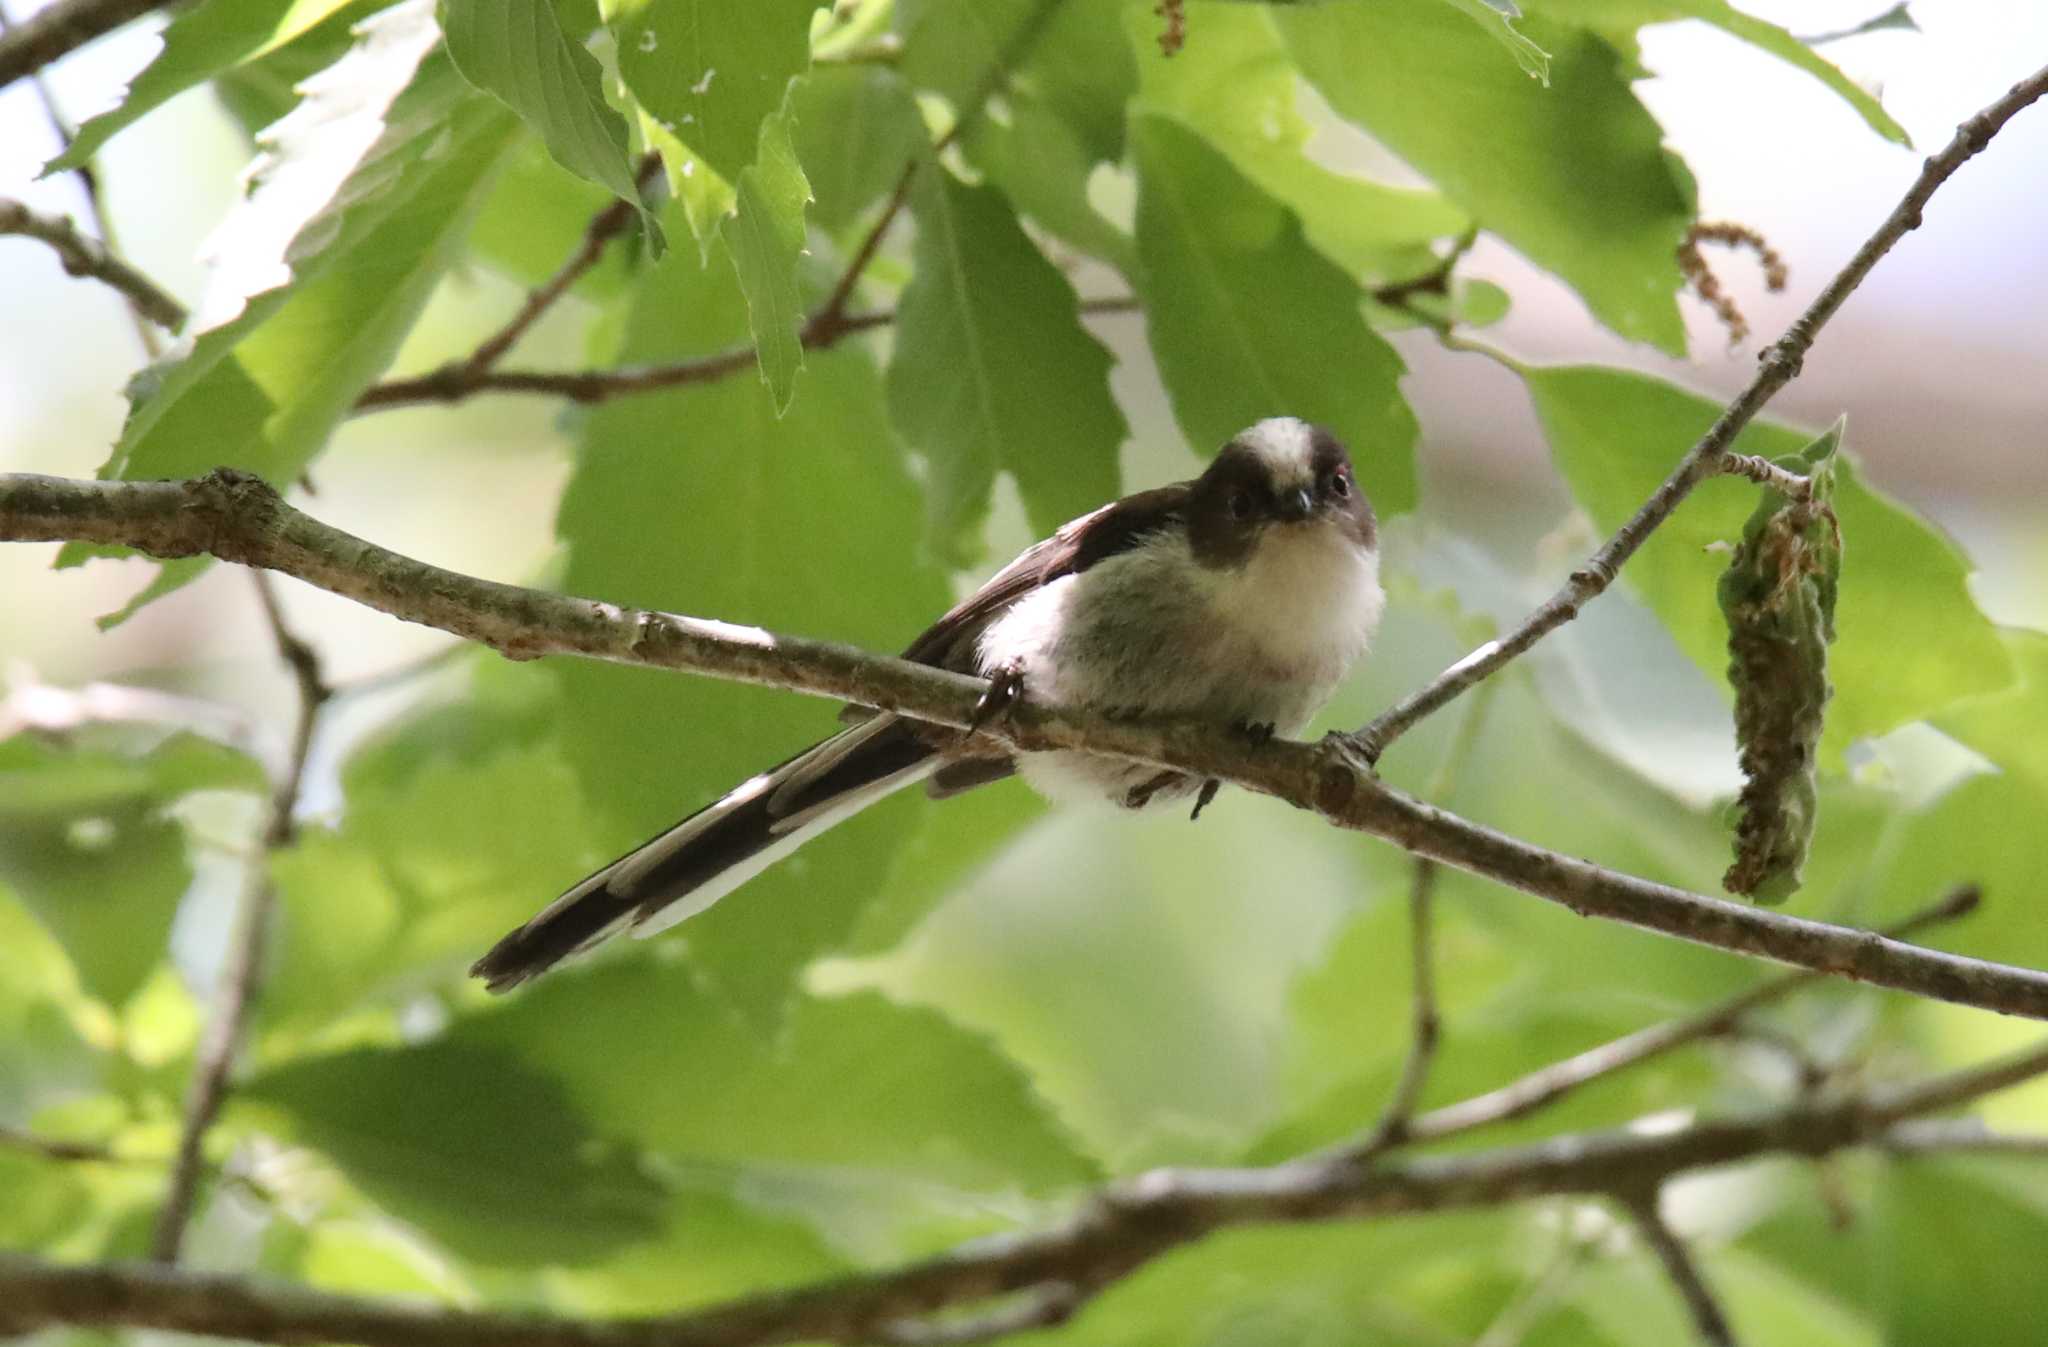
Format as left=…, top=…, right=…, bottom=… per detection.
left=964, top=93, right=1136, bottom=277
left=245, top=1040, right=668, bottom=1265
left=1525, top=0, right=1910, bottom=145
left=607, top=0, right=820, bottom=184
left=1129, top=3, right=1469, bottom=285
left=459, top=969, right=1101, bottom=1194
left=722, top=105, right=810, bottom=410
left=554, top=227, right=949, bottom=1020
left=440, top=0, right=662, bottom=251
left=43, top=0, right=376, bottom=172
left=887, top=170, right=1127, bottom=563
left=1279, top=3, right=1696, bottom=353
left=57, top=11, right=523, bottom=622
left=1130, top=114, right=1418, bottom=514
left=1523, top=366, right=2013, bottom=757
left=0, top=733, right=261, bottom=1007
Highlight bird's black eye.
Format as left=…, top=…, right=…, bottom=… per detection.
left=1326, top=470, right=1351, bottom=499
left=1228, top=489, right=1255, bottom=521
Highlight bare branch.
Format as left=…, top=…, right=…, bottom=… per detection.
left=2, top=474, right=2044, bottom=1019
left=461, top=153, right=663, bottom=374
left=0, top=0, right=160, bottom=356
left=1364, top=858, right=1441, bottom=1150
left=0, top=0, right=174, bottom=92
left=0, top=196, right=185, bottom=331
left=1625, top=1193, right=1739, bottom=1347
left=148, top=574, right=330, bottom=1263
left=1376, top=886, right=1981, bottom=1151
left=1349, top=62, right=2048, bottom=766
left=3, top=1045, right=2044, bottom=1347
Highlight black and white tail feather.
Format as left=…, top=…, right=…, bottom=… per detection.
left=470, top=714, right=940, bottom=991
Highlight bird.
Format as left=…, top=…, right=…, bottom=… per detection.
left=471, top=417, right=1385, bottom=991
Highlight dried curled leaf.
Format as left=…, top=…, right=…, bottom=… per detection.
left=1719, top=419, right=1844, bottom=901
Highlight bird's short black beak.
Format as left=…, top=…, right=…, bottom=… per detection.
left=1276, top=488, right=1313, bottom=522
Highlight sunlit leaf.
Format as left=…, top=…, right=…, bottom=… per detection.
left=722, top=106, right=810, bottom=410
left=1279, top=4, right=1696, bottom=352
left=440, top=0, right=662, bottom=249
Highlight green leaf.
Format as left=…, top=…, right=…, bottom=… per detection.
left=1438, top=0, right=1553, bottom=82
left=0, top=1150, right=91, bottom=1250
left=554, top=227, right=949, bottom=1020
left=43, top=0, right=378, bottom=172
left=1129, top=3, right=1470, bottom=284
left=1524, top=0, right=1910, bottom=145
left=1279, top=4, right=1696, bottom=353
left=790, top=65, right=926, bottom=233
left=440, top=0, right=663, bottom=251
left=1523, top=366, right=2013, bottom=756
left=1129, top=114, right=1418, bottom=514
left=58, top=13, right=523, bottom=623
left=0, top=733, right=261, bottom=1008
left=245, top=1040, right=668, bottom=1265
left=899, top=0, right=1135, bottom=163
left=263, top=735, right=602, bottom=1036
left=887, top=170, right=1127, bottom=563
left=459, top=969, right=1101, bottom=1194
left=468, top=136, right=632, bottom=292
left=607, top=0, right=821, bottom=184
left=964, top=94, right=1136, bottom=278
left=721, top=106, right=810, bottom=411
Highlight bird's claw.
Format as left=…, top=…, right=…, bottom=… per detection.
left=1189, top=778, right=1221, bottom=821
left=970, top=661, right=1027, bottom=734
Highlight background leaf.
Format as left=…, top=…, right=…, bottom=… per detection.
left=886, top=171, right=1127, bottom=563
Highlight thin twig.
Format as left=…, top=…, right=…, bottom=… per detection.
left=1718, top=452, right=1813, bottom=498
left=875, top=1285, right=1080, bottom=1346
left=1625, top=1193, right=1739, bottom=1347
left=358, top=297, right=1139, bottom=411
left=148, top=574, right=330, bottom=1264
left=465, top=152, right=662, bottom=374
left=1363, top=886, right=1980, bottom=1153
left=360, top=8, right=1077, bottom=417
left=0, top=1125, right=123, bottom=1165
left=4, top=1045, right=2045, bottom=1347
left=4, top=475, right=2044, bottom=1019
left=0, top=0, right=175, bottom=92
left=1366, top=858, right=1442, bottom=1149
left=0, top=0, right=159, bottom=356
left=1348, top=62, right=2048, bottom=767
left=0, top=197, right=185, bottom=331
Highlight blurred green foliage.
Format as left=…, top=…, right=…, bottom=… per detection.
left=4, top=1, right=2045, bottom=1344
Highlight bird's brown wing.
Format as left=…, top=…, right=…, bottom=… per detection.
left=898, top=484, right=1190, bottom=671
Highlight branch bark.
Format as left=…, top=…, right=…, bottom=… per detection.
left=1348, top=61, right=2048, bottom=765
left=0, top=0, right=173, bottom=91
left=2, top=1039, right=2042, bottom=1347
left=1, top=196, right=186, bottom=331
left=2, top=469, right=2045, bottom=1021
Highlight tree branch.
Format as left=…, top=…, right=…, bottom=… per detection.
left=0, top=196, right=186, bottom=331
left=0, top=0, right=173, bottom=91
left=1624, top=1193, right=1739, bottom=1347
left=1347, top=61, right=2048, bottom=766
left=1, top=471, right=2044, bottom=1020
left=148, top=574, right=330, bottom=1263
left=1368, top=886, right=1982, bottom=1153
left=2, top=1042, right=2042, bottom=1347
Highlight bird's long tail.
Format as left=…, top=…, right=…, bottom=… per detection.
left=471, top=715, right=938, bottom=992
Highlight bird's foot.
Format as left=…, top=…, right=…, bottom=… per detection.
left=1124, top=769, right=1187, bottom=810
left=1189, top=778, right=1221, bottom=821
left=1237, top=720, right=1276, bottom=747
left=970, top=660, right=1027, bottom=735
